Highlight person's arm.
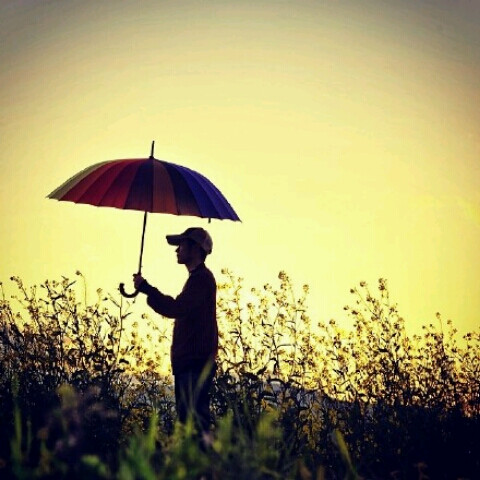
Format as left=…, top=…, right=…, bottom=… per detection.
left=137, top=274, right=207, bottom=319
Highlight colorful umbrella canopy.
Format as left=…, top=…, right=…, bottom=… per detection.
left=48, top=142, right=240, bottom=296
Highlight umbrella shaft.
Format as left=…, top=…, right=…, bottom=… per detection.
left=138, top=211, right=148, bottom=274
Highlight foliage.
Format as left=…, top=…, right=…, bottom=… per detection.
left=0, top=271, right=479, bottom=479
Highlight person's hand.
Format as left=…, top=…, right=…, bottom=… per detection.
left=133, top=273, right=145, bottom=290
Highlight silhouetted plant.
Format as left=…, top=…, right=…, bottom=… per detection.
left=0, top=274, right=169, bottom=475
left=1, top=271, right=479, bottom=479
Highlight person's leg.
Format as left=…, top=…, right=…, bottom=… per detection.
left=194, top=362, right=216, bottom=434
left=174, top=372, right=192, bottom=425
left=174, top=363, right=216, bottom=433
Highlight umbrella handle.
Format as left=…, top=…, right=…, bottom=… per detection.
left=119, top=282, right=139, bottom=298
left=118, top=211, right=148, bottom=299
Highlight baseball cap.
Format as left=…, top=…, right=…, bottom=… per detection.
left=166, top=227, right=213, bottom=254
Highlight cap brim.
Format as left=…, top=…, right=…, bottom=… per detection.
left=166, top=234, right=186, bottom=246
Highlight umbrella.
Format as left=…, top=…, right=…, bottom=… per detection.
left=48, top=141, right=240, bottom=297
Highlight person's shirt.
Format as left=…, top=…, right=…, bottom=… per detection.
left=138, top=263, right=218, bottom=375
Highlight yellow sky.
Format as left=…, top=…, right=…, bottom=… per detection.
left=1, top=0, right=479, bottom=338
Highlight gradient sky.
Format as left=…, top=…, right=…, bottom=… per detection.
left=1, top=0, right=479, bottom=338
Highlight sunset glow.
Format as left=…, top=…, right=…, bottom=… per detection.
left=1, top=0, right=479, bottom=342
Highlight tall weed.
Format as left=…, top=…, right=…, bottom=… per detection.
left=0, top=271, right=479, bottom=479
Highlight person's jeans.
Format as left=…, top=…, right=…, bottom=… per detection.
left=174, top=361, right=216, bottom=433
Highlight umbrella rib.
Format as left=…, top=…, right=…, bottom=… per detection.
left=79, top=160, right=142, bottom=207
left=123, top=158, right=155, bottom=212
left=161, top=161, right=201, bottom=217
left=175, top=163, right=239, bottom=220
left=47, top=160, right=112, bottom=199
left=176, top=165, right=222, bottom=218
left=152, top=159, right=177, bottom=214
left=96, top=160, right=144, bottom=209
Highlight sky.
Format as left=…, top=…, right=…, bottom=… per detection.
left=1, top=0, right=479, bottom=339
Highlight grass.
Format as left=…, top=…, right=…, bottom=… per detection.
left=0, top=271, right=479, bottom=478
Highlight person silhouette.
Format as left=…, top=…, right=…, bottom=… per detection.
left=133, top=227, right=217, bottom=441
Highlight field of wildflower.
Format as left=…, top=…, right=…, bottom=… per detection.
left=0, top=270, right=479, bottom=479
